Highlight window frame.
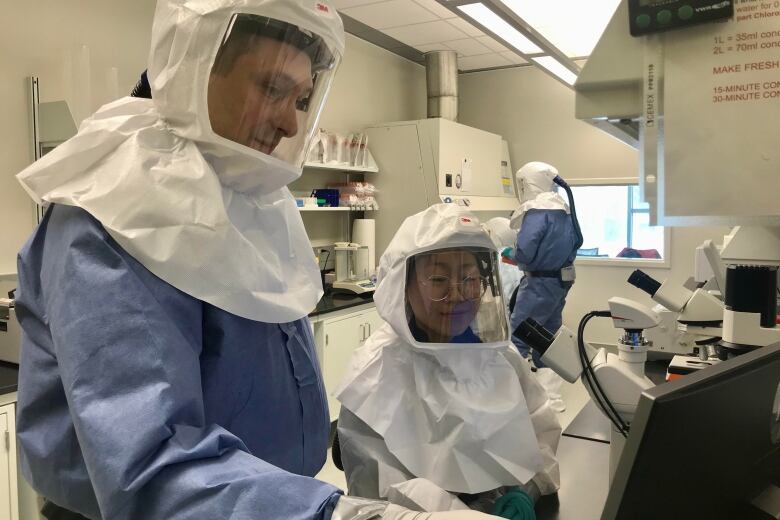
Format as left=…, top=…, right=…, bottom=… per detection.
left=569, top=177, right=671, bottom=269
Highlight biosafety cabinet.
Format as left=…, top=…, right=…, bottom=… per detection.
left=365, top=118, right=515, bottom=257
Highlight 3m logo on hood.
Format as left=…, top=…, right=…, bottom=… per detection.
left=458, top=216, right=480, bottom=228
left=316, top=3, right=330, bottom=13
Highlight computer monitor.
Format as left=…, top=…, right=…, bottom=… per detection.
left=602, top=344, right=780, bottom=519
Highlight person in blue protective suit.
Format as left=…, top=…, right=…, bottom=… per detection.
left=508, top=162, right=583, bottom=413
left=13, top=2, right=498, bottom=519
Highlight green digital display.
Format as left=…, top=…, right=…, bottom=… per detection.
left=629, top=0, right=734, bottom=36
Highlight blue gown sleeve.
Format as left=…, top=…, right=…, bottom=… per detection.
left=514, top=211, right=548, bottom=267
left=36, top=210, right=342, bottom=519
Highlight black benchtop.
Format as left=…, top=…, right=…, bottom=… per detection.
left=0, top=361, right=19, bottom=396
left=309, top=291, right=374, bottom=318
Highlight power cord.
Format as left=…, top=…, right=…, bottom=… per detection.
left=319, top=248, right=332, bottom=271
left=578, top=310, right=631, bottom=438
left=695, top=336, right=722, bottom=346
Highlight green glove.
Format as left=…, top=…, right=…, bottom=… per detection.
left=492, top=488, right=535, bottom=520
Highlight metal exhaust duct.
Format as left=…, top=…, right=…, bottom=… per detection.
left=425, top=50, right=458, bottom=121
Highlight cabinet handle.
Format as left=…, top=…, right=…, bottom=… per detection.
left=359, top=324, right=366, bottom=342
left=366, top=322, right=371, bottom=337
left=325, top=334, right=329, bottom=346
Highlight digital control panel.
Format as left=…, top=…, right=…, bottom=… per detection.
left=629, top=0, right=733, bottom=36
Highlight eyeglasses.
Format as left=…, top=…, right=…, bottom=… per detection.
left=419, top=274, right=488, bottom=302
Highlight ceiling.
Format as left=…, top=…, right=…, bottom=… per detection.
left=335, top=0, right=525, bottom=71
left=332, top=0, right=620, bottom=73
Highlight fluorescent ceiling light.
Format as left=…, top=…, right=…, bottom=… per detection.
left=496, top=0, right=621, bottom=57
left=532, top=56, right=578, bottom=85
left=458, top=3, right=542, bottom=55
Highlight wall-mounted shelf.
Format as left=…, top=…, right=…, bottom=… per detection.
left=303, top=162, right=379, bottom=174
left=304, top=149, right=379, bottom=174
left=299, top=207, right=352, bottom=212
left=298, top=206, right=378, bottom=212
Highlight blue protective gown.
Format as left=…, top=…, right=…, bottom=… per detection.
left=509, top=209, right=578, bottom=367
left=15, top=204, right=342, bottom=519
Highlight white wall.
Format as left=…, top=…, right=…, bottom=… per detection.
left=460, top=65, right=638, bottom=182
left=320, top=34, right=426, bottom=134
left=459, top=65, right=729, bottom=344
left=0, top=0, right=158, bottom=280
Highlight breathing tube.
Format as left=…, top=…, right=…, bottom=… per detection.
left=130, top=70, right=152, bottom=99
left=553, top=175, right=584, bottom=251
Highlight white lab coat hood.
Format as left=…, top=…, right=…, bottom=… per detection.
left=149, top=0, right=345, bottom=193
left=374, top=204, right=504, bottom=350
left=16, top=0, right=346, bottom=323
left=510, top=162, right=569, bottom=231
left=337, top=204, right=548, bottom=494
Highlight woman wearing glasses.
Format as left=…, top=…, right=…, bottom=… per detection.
left=335, top=204, right=561, bottom=518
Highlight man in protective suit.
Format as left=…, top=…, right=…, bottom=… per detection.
left=13, top=2, right=503, bottom=519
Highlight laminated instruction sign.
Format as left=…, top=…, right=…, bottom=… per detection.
left=662, top=0, right=780, bottom=224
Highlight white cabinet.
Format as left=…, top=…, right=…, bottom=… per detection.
left=312, top=305, right=382, bottom=421
left=320, top=313, right=363, bottom=422
left=362, top=310, right=383, bottom=343
left=0, top=403, right=18, bottom=520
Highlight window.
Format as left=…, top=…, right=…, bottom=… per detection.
left=571, top=184, right=667, bottom=263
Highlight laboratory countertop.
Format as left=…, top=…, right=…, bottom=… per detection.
left=0, top=361, right=19, bottom=395
left=309, top=291, right=374, bottom=318
left=536, top=435, right=611, bottom=520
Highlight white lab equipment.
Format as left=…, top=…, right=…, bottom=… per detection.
left=695, top=240, right=727, bottom=295
left=641, top=305, right=696, bottom=357
left=0, top=298, right=20, bottom=364
left=29, top=78, right=77, bottom=159
left=365, top=119, right=514, bottom=256
left=621, top=239, right=726, bottom=358
left=628, top=269, right=724, bottom=341
left=516, top=297, right=660, bottom=478
left=624, top=232, right=780, bottom=360
left=332, top=244, right=375, bottom=295
left=351, top=218, right=376, bottom=274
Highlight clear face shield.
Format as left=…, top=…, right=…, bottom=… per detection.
left=405, top=247, right=509, bottom=345
left=208, top=14, right=340, bottom=168
left=517, top=177, right=527, bottom=202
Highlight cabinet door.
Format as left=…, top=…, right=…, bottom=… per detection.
left=361, top=308, right=384, bottom=344
left=321, top=314, right=365, bottom=421
left=0, top=404, right=18, bottom=520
